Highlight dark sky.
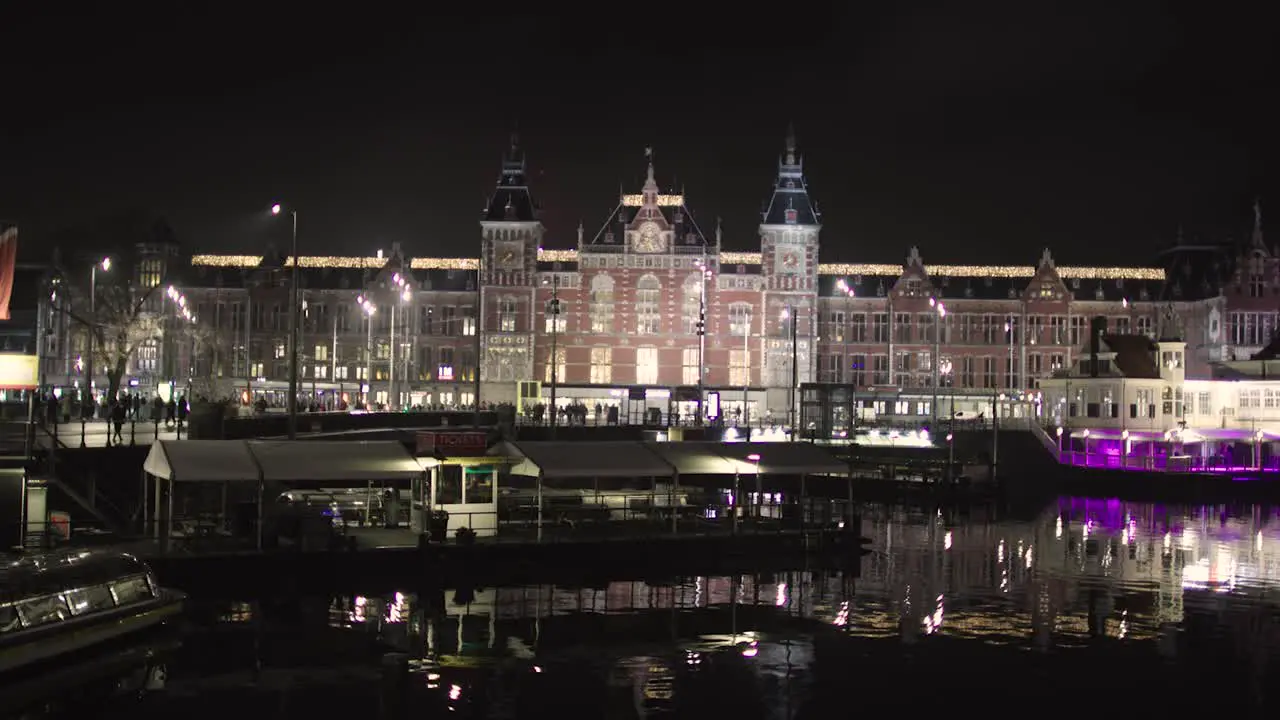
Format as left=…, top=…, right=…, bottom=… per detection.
left=0, top=3, right=1272, bottom=265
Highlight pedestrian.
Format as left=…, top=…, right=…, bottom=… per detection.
left=111, top=401, right=126, bottom=445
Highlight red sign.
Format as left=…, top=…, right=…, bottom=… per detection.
left=417, top=431, right=489, bottom=456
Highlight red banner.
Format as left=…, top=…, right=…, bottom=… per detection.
left=0, top=225, right=16, bottom=321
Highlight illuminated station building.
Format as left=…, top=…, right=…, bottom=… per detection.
left=78, top=133, right=1268, bottom=427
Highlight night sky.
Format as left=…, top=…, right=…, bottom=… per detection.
left=0, top=4, right=1272, bottom=265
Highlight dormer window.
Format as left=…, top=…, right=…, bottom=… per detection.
left=1038, top=283, right=1055, bottom=299
left=784, top=209, right=798, bottom=224
left=906, top=279, right=922, bottom=295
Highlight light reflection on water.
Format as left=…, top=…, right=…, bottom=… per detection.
left=169, top=497, right=1280, bottom=713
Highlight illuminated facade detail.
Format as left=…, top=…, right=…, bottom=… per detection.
left=163, top=147, right=1265, bottom=422
left=622, top=194, right=684, bottom=207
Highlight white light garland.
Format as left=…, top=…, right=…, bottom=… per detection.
left=190, top=251, right=1165, bottom=281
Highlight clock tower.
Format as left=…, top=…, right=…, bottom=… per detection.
left=479, top=134, right=543, bottom=405
left=759, top=125, right=821, bottom=423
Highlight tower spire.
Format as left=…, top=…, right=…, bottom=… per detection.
left=762, top=124, right=818, bottom=226
left=483, top=135, right=537, bottom=221
left=1253, top=197, right=1265, bottom=249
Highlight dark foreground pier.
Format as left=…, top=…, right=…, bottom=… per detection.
left=144, top=529, right=869, bottom=596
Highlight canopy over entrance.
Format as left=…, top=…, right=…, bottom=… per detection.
left=713, top=442, right=847, bottom=475
left=492, top=441, right=676, bottom=480
left=490, top=440, right=847, bottom=478
left=642, top=442, right=754, bottom=476
left=142, top=440, right=260, bottom=483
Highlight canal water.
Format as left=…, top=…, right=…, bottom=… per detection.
left=114, top=496, right=1280, bottom=716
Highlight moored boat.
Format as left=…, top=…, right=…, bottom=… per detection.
left=0, top=549, right=186, bottom=676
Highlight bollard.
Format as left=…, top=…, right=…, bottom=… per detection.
left=379, top=652, right=410, bottom=719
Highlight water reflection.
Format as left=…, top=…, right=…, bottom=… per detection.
left=159, top=497, right=1280, bottom=714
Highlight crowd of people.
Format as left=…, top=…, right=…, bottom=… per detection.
left=35, top=390, right=189, bottom=445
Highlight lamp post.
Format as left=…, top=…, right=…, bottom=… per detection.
left=548, top=275, right=561, bottom=436
left=929, top=298, right=946, bottom=426
left=782, top=306, right=797, bottom=432
left=270, top=203, right=299, bottom=439
left=357, top=295, right=376, bottom=407
left=747, top=452, right=762, bottom=524
left=742, top=309, right=751, bottom=428
left=835, top=280, right=854, bottom=382
left=696, top=260, right=710, bottom=425
left=390, top=273, right=412, bottom=411
left=83, top=256, right=110, bottom=447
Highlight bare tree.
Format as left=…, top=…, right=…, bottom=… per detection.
left=61, top=272, right=166, bottom=407
left=48, top=212, right=180, bottom=407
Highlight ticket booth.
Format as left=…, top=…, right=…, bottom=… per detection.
left=414, top=430, right=511, bottom=539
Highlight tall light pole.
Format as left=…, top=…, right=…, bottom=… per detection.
left=357, top=295, right=376, bottom=407
left=271, top=203, right=299, bottom=439
left=696, top=260, right=710, bottom=425
left=548, top=275, right=560, bottom=436
left=83, top=256, right=110, bottom=446
left=929, top=297, right=945, bottom=426
left=835, top=279, right=854, bottom=384
left=742, top=309, right=751, bottom=428
left=390, top=273, right=412, bottom=411
left=782, top=306, right=798, bottom=432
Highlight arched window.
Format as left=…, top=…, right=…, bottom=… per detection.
left=682, top=272, right=703, bottom=334
left=636, top=274, right=661, bottom=335
left=589, top=275, right=615, bottom=333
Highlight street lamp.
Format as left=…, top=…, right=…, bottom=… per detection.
left=782, top=307, right=797, bottom=431
left=389, top=273, right=413, bottom=411
left=82, top=256, right=111, bottom=447
left=546, top=275, right=561, bottom=435
left=271, top=203, right=300, bottom=439
left=929, top=298, right=945, bottom=426
left=747, top=452, right=762, bottom=524
left=696, top=260, right=712, bottom=425
left=357, top=295, right=376, bottom=407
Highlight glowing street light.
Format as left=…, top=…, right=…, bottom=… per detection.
left=270, top=202, right=300, bottom=438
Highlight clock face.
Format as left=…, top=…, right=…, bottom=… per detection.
left=497, top=241, right=522, bottom=269
left=776, top=247, right=803, bottom=274
left=634, top=221, right=663, bottom=253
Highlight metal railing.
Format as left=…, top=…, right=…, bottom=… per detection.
left=1058, top=450, right=1280, bottom=474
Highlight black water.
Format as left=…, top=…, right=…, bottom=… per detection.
left=115, top=497, right=1280, bottom=715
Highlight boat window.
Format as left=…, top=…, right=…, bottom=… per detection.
left=0, top=604, right=19, bottom=633
left=64, top=584, right=117, bottom=615
left=110, top=575, right=154, bottom=605
left=17, top=594, right=71, bottom=628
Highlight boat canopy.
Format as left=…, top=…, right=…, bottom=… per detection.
left=0, top=551, right=152, bottom=604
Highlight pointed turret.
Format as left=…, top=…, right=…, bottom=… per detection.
left=762, top=125, right=820, bottom=226
left=483, top=133, right=538, bottom=222
left=1251, top=198, right=1265, bottom=250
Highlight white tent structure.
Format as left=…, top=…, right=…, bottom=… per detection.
left=141, top=440, right=427, bottom=549
left=141, top=440, right=261, bottom=545
left=489, top=440, right=849, bottom=539
left=249, top=440, right=426, bottom=483
left=490, top=440, right=678, bottom=540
